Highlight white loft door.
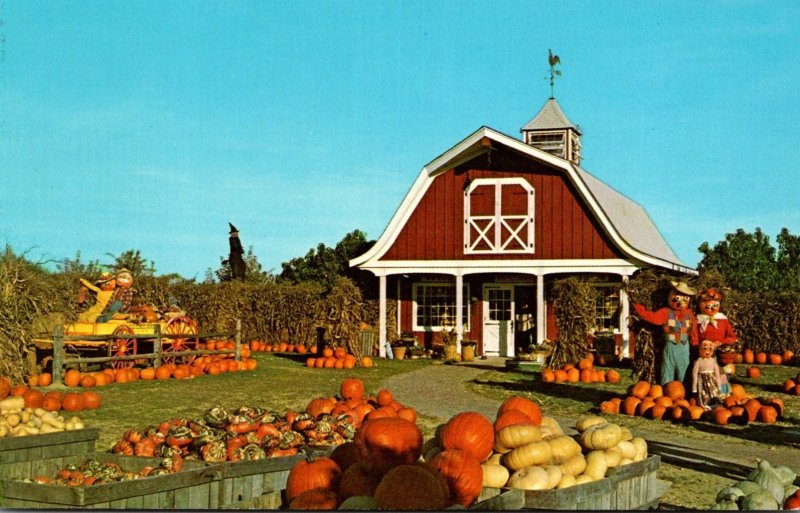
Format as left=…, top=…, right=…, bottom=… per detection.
left=483, top=285, right=515, bottom=356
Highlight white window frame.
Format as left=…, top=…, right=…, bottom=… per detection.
left=464, top=177, right=535, bottom=255
left=412, top=282, right=471, bottom=332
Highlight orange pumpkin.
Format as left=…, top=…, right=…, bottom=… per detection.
left=23, top=389, right=44, bottom=409
left=713, top=407, right=733, bottom=425
left=783, top=379, right=797, bottom=393
left=554, top=369, right=568, bottom=382
left=339, top=462, right=381, bottom=499
left=496, top=396, right=542, bottom=426
left=622, top=396, right=641, bottom=416
left=599, top=399, right=620, bottom=415
left=360, top=356, right=374, bottom=368
left=743, top=349, right=754, bottom=363
left=155, top=366, right=172, bottom=380
left=687, top=405, right=705, bottom=420
left=355, top=417, right=423, bottom=476
left=755, top=352, right=767, bottom=364
left=140, top=367, right=156, bottom=380
left=637, top=399, right=655, bottom=417
left=654, top=396, right=674, bottom=408
left=647, top=384, right=664, bottom=398
left=746, top=366, right=760, bottom=379
left=493, top=409, right=534, bottom=432
left=757, top=405, right=778, bottom=423
left=764, top=397, right=784, bottom=417
left=64, top=369, right=81, bottom=387
left=648, top=404, right=667, bottom=420
left=306, top=358, right=316, bottom=368
left=340, top=378, right=366, bottom=401
left=579, top=369, right=593, bottom=383
left=79, top=375, right=96, bottom=388
left=729, top=383, right=747, bottom=400
left=566, top=368, right=580, bottom=383
left=606, top=369, right=621, bottom=384
left=37, top=372, right=53, bottom=387
left=664, top=381, right=685, bottom=401
left=373, top=463, right=449, bottom=511
left=61, top=392, right=84, bottom=412
left=577, top=358, right=593, bottom=370
left=430, top=449, right=484, bottom=507
left=439, top=411, right=494, bottom=462
left=42, top=395, right=61, bottom=411
left=629, top=381, right=651, bottom=399
left=322, top=347, right=334, bottom=358
left=782, top=349, right=795, bottom=364
left=768, top=353, right=782, bottom=365
left=541, top=369, right=556, bottom=382
left=397, top=407, right=417, bottom=424
left=0, top=377, right=11, bottom=400
left=743, top=398, right=762, bottom=422
left=285, top=457, right=342, bottom=503
left=82, top=391, right=101, bottom=409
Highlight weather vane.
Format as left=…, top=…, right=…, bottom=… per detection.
left=547, top=49, right=561, bottom=99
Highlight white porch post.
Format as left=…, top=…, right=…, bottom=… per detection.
left=536, top=274, right=546, bottom=344
left=619, top=276, right=630, bottom=358
left=378, top=273, right=387, bottom=358
left=455, top=273, right=464, bottom=349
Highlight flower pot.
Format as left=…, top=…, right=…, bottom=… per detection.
left=392, top=346, right=407, bottom=360
left=461, top=343, right=476, bottom=362
left=443, top=345, right=458, bottom=361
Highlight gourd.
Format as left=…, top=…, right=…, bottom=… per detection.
left=735, top=479, right=766, bottom=497
left=559, top=453, right=587, bottom=477
left=583, top=451, right=608, bottom=480
left=615, top=440, right=636, bottom=460
left=773, top=464, right=798, bottom=487
left=748, top=460, right=785, bottom=503
left=545, top=435, right=581, bottom=464
left=575, top=416, right=606, bottom=433
left=542, top=465, right=563, bottom=489
left=539, top=416, right=563, bottom=435
left=575, top=474, right=595, bottom=484
left=495, top=424, right=541, bottom=453
left=507, top=466, right=551, bottom=490
left=619, top=426, right=633, bottom=441
left=338, top=495, right=377, bottom=510
left=580, top=423, right=622, bottom=451
left=740, top=489, right=779, bottom=510
left=710, top=500, right=739, bottom=510
left=485, top=453, right=503, bottom=466
left=502, top=440, right=552, bottom=471
left=715, top=486, right=744, bottom=503
left=604, top=447, right=622, bottom=468
left=481, top=463, right=509, bottom=488
left=557, top=474, right=577, bottom=489
left=631, top=437, right=648, bottom=461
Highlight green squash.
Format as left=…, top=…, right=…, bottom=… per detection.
left=711, top=499, right=739, bottom=510
left=716, top=486, right=745, bottom=503
left=740, top=489, right=779, bottom=510
left=773, top=465, right=798, bottom=487
left=748, top=460, right=785, bottom=504
left=735, top=480, right=765, bottom=497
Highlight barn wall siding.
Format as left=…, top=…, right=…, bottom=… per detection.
left=382, top=151, right=623, bottom=261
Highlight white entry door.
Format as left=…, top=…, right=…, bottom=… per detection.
left=483, top=285, right=515, bottom=357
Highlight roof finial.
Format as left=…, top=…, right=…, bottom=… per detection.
left=547, top=49, right=561, bottom=99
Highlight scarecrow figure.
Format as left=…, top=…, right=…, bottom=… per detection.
left=691, top=339, right=723, bottom=410
left=96, top=268, right=136, bottom=323
left=77, top=271, right=117, bottom=322
left=696, top=288, right=737, bottom=397
left=226, top=223, right=246, bottom=281
left=633, top=281, right=699, bottom=385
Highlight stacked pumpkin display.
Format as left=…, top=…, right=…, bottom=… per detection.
left=0, top=376, right=100, bottom=421
left=598, top=380, right=785, bottom=426
left=303, top=378, right=416, bottom=428
left=540, top=354, right=621, bottom=384
left=740, top=349, right=795, bottom=366
left=305, top=347, right=373, bottom=370
left=0, top=394, right=86, bottom=438
left=248, top=339, right=313, bottom=355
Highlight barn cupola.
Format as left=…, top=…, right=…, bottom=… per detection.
left=520, top=98, right=582, bottom=166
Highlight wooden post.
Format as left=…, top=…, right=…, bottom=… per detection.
left=52, top=325, right=64, bottom=385
left=154, top=324, right=162, bottom=368
left=316, top=327, right=327, bottom=357
left=235, top=319, right=242, bottom=361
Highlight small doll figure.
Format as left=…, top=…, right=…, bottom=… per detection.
left=633, top=281, right=699, bottom=385
left=697, top=288, right=737, bottom=397
left=77, top=272, right=117, bottom=322
left=692, top=340, right=723, bottom=410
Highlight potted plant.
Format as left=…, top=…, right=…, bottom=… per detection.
left=391, top=339, right=409, bottom=360
left=461, top=339, right=478, bottom=362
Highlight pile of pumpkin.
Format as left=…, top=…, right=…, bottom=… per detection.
left=59, top=358, right=257, bottom=389
left=1, top=395, right=87, bottom=438
left=27, top=454, right=184, bottom=486
left=541, top=354, right=621, bottom=384
left=710, top=459, right=799, bottom=510
left=1, top=376, right=101, bottom=414
left=782, top=372, right=800, bottom=396
left=305, top=346, right=374, bottom=370
left=598, top=380, right=785, bottom=426
left=739, top=349, right=796, bottom=366
left=248, top=339, right=313, bottom=355
left=281, top=395, right=650, bottom=510
left=110, top=401, right=358, bottom=462
left=303, top=378, right=416, bottom=428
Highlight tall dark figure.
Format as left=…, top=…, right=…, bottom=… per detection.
left=228, top=223, right=246, bottom=281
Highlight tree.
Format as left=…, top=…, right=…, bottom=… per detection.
left=105, top=249, right=156, bottom=278
left=777, top=228, right=800, bottom=291
left=209, top=246, right=273, bottom=284
left=279, top=229, right=374, bottom=292
left=56, top=251, right=104, bottom=278
left=698, top=228, right=780, bottom=292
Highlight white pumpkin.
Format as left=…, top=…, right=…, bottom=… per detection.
left=557, top=474, right=577, bottom=489
left=496, top=424, right=542, bottom=451
left=502, top=440, right=553, bottom=471
left=481, top=463, right=510, bottom=488
left=584, top=451, right=608, bottom=480
left=575, top=415, right=607, bottom=433
left=507, top=466, right=551, bottom=490
left=580, top=423, right=623, bottom=451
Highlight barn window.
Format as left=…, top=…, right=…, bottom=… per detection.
left=464, top=178, right=535, bottom=254
left=413, top=283, right=470, bottom=331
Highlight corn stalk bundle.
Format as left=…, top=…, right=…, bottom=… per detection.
left=322, top=278, right=364, bottom=361
left=549, top=277, right=595, bottom=369
left=624, top=269, right=676, bottom=384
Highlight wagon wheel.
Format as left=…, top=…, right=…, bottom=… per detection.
left=109, top=325, right=137, bottom=369
left=162, top=316, right=199, bottom=365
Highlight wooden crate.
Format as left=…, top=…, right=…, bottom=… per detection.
left=209, top=454, right=304, bottom=509
left=0, top=452, right=223, bottom=509
left=473, top=455, right=670, bottom=510
left=0, top=428, right=99, bottom=480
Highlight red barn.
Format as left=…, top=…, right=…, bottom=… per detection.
left=351, top=98, right=694, bottom=359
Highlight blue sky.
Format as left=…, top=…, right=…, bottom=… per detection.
left=2, top=1, right=798, bottom=279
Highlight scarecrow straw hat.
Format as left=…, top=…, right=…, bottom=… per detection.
left=670, top=281, right=696, bottom=296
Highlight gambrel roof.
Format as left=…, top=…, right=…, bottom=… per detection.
left=521, top=98, right=581, bottom=133
left=351, top=126, right=694, bottom=274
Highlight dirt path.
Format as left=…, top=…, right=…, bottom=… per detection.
left=382, top=358, right=800, bottom=481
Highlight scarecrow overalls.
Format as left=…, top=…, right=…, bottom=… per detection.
left=661, top=310, right=693, bottom=385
